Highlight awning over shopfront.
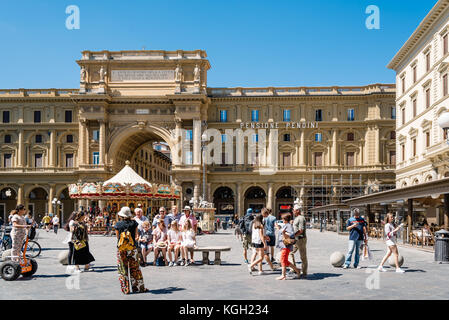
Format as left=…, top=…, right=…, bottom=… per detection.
left=343, top=178, right=449, bottom=207
left=310, top=203, right=350, bottom=213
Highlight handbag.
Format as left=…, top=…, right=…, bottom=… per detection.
left=361, top=244, right=373, bottom=261
left=74, top=240, right=86, bottom=250
left=283, top=237, right=296, bottom=246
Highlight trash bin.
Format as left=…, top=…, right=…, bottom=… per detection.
left=434, top=229, right=449, bottom=263
left=222, top=221, right=228, bottom=230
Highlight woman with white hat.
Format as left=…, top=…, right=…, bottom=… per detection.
left=114, top=206, right=148, bottom=294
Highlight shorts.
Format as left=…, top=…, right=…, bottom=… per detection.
left=266, top=235, right=276, bottom=247
left=280, top=248, right=291, bottom=267
left=242, top=234, right=251, bottom=250
left=386, top=239, right=396, bottom=247
left=140, top=243, right=153, bottom=250
left=252, top=243, right=264, bottom=249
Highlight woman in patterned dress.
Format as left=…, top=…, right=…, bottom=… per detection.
left=114, top=206, right=148, bottom=294
left=10, top=204, right=30, bottom=262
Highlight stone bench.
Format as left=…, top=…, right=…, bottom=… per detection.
left=192, top=246, right=231, bottom=265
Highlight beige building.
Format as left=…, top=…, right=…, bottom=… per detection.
left=345, top=0, right=449, bottom=243
left=0, top=49, right=395, bottom=223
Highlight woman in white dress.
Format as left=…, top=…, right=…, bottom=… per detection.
left=377, top=213, right=405, bottom=273
left=181, top=219, right=196, bottom=266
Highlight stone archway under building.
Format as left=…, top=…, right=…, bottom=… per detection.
left=244, top=186, right=266, bottom=214
left=275, top=186, right=294, bottom=218
left=28, top=187, right=48, bottom=221
left=213, top=186, right=235, bottom=217
left=0, top=187, right=17, bottom=222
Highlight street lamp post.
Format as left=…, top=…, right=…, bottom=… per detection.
left=201, top=132, right=208, bottom=203
left=52, top=197, right=61, bottom=218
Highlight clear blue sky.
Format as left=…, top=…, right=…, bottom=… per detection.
left=0, top=0, right=437, bottom=89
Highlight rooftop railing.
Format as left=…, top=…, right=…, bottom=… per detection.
left=0, top=89, right=79, bottom=97
left=208, top=84, right=395, bottom=97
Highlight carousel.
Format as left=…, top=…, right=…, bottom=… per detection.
left=68, top=161, right=181, bottom=230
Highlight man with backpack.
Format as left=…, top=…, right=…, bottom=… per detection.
left=240, top=208, right=254, bottom=264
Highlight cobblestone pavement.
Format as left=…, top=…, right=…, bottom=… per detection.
left=0, top=227, right=448, bottom=300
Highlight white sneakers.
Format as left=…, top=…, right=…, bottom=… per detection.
left=376, top=266, right=405, bottom=273
left=247, top=265, right=252, bottom=275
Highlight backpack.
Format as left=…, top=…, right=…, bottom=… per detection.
left=117, top=230, right=135, bottom=251
left=238, top=218, right=247, bottom=234
left=239, top=215, right=253, bottom=236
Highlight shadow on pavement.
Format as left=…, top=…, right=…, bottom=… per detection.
left=149, top=286, right=186, bottom=295
left=32, top=274, right=71, bottom=279
left=41, top=248, right=67, bottom=251
left=305, top=273, right=343, bottom=280
left=402, top=268, right=426, bottom=273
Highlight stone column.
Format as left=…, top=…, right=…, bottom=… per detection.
left=267, top=183, right=273, bottom=210
left=78, top=120, right=86, bottom=166
left=17, top=185, right=24, bottom=206
left=193, top=120, right=201, bottom=166
left=99, top=120, right=106, bottom=165
left=375, top=125, right=381, bottom=165
left=48, top=185, right=55, bottom=215
left=49, top=130, right=56, bottom=167
left=236, top=183, right=242, bottom=217
left=18, top=130, right=24, bottom=167
left=299, top=130, right=305, bottom=165
left=331, top=129, right=338, bottom=166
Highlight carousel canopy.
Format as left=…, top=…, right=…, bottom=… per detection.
left=103, top=161, right=151, bottom=187
left=68, top=161, right=180, bottom=200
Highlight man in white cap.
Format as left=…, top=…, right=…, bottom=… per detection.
left=290, top=204, right=308, bottom=278
left=134, top=207, right=148, bottom=232
left=178, top=206, right=197, bottom=233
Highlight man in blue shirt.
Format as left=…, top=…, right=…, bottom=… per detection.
left=262, top=208, right=276, bottom=262
left=343, top=208, right=367, bottom=269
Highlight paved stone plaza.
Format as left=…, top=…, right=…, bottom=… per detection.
left=0, top=227, right=448, bottom=300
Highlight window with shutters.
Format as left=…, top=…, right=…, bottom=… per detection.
left=34, top=111, right=41, bottom=123
left=2, top=111, right=10, bottom=123
left=34, top=154, right=43, bottom=167
left=65, top=110, right=73, bottom=123
left=412, top=99, right=417, bottom=118
left=65, top=154, right=74, bottom=168
left=346, top=152, right=354, bottom=167
left=315, top=109, right=323, bottom=122
left=444, top=74, right=448, bottom=97
left=314, top=152, right=323, bottom=167
left=3, top=154, right=12, bottom=168
left=389, top=151, right=396, bottom=165
left=426, top=88, right=431, bottom=108
left=282, top=152, right=291, bottom=167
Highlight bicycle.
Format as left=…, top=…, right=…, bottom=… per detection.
left=23, top=239, right=41, bottom=258
left=0, top=226, right=12, bottom=252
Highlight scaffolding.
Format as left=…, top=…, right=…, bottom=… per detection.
left=291, top=173, right=395, bottom=218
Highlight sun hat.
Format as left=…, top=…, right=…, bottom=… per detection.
left=118, top=206, right=133, bottom=218
left=156, top=241, right=167, bottom=248
left=183, top=206, right=191, bottom=211
left=293, top=204, right=301, bottom=211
